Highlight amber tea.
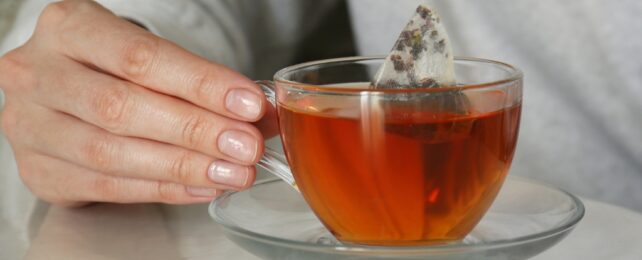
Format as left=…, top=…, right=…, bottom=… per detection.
left=277, top=91, right=521, bottom=245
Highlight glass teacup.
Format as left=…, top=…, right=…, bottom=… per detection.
left=258, top=56, right=522, bottom=245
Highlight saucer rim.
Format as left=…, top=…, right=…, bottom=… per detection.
left=209, top=176, right=585, bottom=255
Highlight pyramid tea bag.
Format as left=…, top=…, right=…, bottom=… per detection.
left=371, top=4, right=470, bottom=115
left=372, top=5, right=455, bottom=89
left=366, top=3, right=472, bottom=144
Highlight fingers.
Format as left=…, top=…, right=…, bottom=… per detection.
left=16, top=152, right=222, bottom=205
left=36, top=1, right=265, bottom=122
left=34, top=55, right=263, bottom=166
left=0, top=0, right=269, bottom=206
left=8, top=102, right=255, bottom=191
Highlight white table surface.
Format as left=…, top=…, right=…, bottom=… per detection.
left=1, top=192, right=641, bottom=260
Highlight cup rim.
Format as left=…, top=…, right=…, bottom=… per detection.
left=274, top=56, right=522, bottom=94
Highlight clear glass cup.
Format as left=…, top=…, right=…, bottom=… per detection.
left=258, top=56, right=523, bottom=245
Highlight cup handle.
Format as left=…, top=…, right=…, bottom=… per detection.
left=255, top=80, right=298, bottom=190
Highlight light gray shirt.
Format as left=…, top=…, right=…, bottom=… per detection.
left=1, top=0, right=641, bottom=249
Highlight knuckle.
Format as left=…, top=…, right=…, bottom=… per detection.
left=81, top=135, right=119, bottom=172
left=156, top=182, right=180, bottom=203
left=169, top=151, right=198, bottom=184
left=192, top=72, right=218, bottom=104
left=92, top=177, right=120, bottom=201
left=51, top=1, right=103, bottom=48
left=0, top=50, right=35, bottom=92
left=120, top=35, right=160, bottom=80
left=39, top=2, right=70, bottom=26
left=180, top=113, right=211, bottom=149
left=40, top=0, right=101, bottom=25
left=71, top=0, right=102, bottom=13
left=91, top=84, right=131, bottom=132
left=0, top=51, right=20, bottom=78
left=0, top=105, right=29, bottom=143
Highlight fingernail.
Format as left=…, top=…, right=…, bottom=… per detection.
left=208, top=160, right=249, bottom=188
left=186, top=187, right=219, bottom=197
left=225, top=89, right=262, bottom=120
left=218, top=130, right=258, bottom=163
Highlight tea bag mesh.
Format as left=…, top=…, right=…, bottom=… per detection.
left=372, top=5, right=455, bottom=89
left=370, top=4, right=470, bottom=115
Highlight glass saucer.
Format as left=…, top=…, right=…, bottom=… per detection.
left=209, top=176, right=584, bottom=260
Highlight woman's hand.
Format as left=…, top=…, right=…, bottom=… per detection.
left=0, top=0, right=274, bottom=206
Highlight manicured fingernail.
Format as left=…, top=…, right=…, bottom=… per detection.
left=186, top=187, right=219, bottom=197
left=218, top=130, right=258, bottom=163
left=208, top=160, right=249, bottom=188
left=226, top=89, right=262, bottom=120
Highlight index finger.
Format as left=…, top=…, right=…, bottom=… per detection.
left=41, top=1, right=265, bottom=122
